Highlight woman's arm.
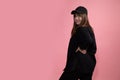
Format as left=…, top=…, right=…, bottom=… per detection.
left=75, top=27, right=97, bottom=55
left=75, top=27, right=93, bottom=51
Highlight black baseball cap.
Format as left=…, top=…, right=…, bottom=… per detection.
left=71, top=6, right=88, bottom=15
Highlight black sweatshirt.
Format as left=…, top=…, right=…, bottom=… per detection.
left=63, top=26, right=97, bottom=73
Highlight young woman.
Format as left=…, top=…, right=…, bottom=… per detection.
left=59, top=6, right=97, bottom=80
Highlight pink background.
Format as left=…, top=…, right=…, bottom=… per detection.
left=0, top=0, right=120, bottom=80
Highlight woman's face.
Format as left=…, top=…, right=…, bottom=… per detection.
left=74, top=14, right=82, bottom=25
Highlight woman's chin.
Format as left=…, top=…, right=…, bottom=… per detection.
left=76, top=23, right=80, bottom=26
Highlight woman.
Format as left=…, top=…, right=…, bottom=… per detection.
left=59, top=6, right=97, bottom=80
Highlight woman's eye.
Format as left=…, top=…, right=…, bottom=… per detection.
left=78, top=14, right=81, bottom=17
left=74, top=14, right=81, bottom=18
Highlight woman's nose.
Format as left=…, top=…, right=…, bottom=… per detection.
left=75, top=16, right=79, bottom=20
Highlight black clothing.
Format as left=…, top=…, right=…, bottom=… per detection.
left=59, top=71, right=92, bottom=80
left=59, top=26, right=97, bottom=80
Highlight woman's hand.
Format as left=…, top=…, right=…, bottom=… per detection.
left=75, top=47, right=87, bottom=54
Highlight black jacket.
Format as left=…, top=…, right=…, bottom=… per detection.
left=63, top=26, right=97, bottom=73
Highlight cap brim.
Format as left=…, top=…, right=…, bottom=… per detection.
left=71, top=10, right=81, bottom=15
left=71, top=10, right=77, bottom=14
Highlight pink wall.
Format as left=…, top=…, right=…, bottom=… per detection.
left=0, top=0, right=120, bottom=80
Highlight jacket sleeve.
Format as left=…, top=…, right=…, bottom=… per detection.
left=75, top=27, right=93, bottom=50
left=87, top=30, right=97, bottom=55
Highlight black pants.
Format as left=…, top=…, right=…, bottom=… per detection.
left=59, top=71, right=93, bottom=80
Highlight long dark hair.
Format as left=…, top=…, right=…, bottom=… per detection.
left=71, top=13, right=94, bottom=37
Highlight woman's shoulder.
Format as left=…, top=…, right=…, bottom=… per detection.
left=76, top=26, right=94, bottom=36
left=76, top=26, right=89, bottom=32
left=77, top=26, right=95, bottom=38
left=77, top=26, right=93, bottom=31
